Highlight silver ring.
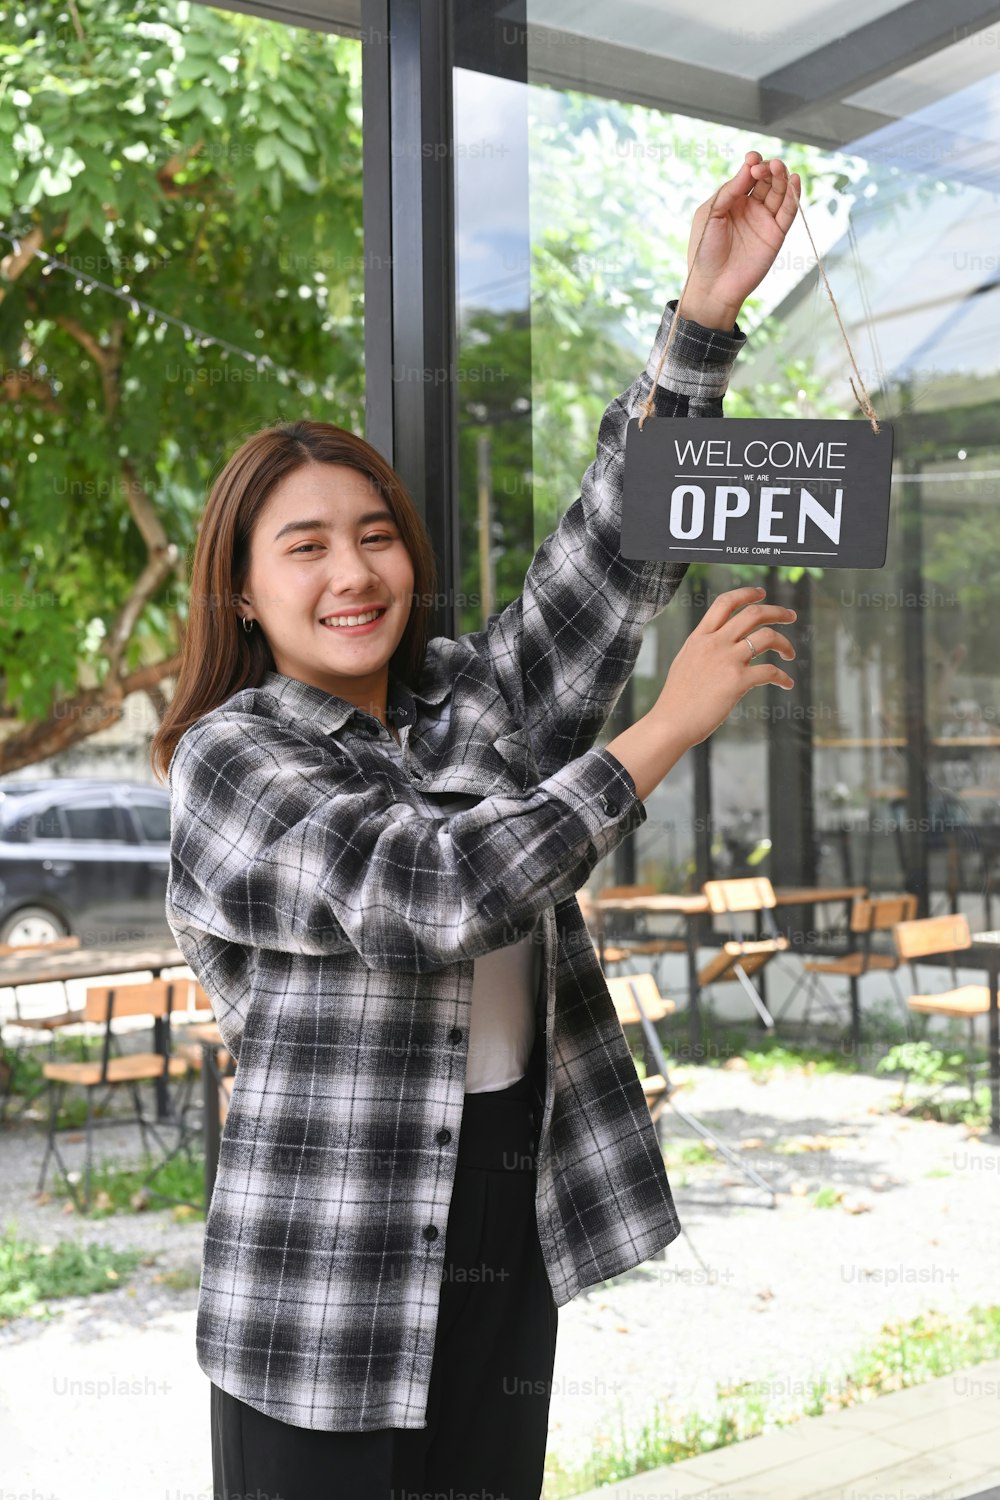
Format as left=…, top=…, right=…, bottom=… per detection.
left=745, top=634, right=759, bottom=662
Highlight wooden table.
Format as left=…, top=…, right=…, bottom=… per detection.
left=593, top=895, right=708, bottom=1051
left=0, top=941, right=189, bottom=1122
left=593, top=886, right=867, bottom=1050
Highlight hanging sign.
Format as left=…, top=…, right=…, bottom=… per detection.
left=621, top=416, right=894, bottom=568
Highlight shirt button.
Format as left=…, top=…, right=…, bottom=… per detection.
left=448, top=1027, right=463, bottom=1044
left=600, top=794, right=620, bottom=816
left=410, top=768, right=424, bottom=782
left=423, top=1224, right=439, bottom=1242
left=435, top=1128, right=451, bottom=1145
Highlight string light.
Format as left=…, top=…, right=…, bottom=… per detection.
left=0, top=226, right=340, bottom=401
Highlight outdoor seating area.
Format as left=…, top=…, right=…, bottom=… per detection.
left=2, top=882, right=998, bottom=1223
left=585, top=876, right=1000, bottom=1141
left=0, top=940, right=236, bottom=1215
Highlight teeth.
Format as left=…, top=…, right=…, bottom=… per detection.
left=322, top=609, right=383, bottom=628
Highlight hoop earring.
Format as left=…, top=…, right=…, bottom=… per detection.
left=241, top=616, right=254, bottom=634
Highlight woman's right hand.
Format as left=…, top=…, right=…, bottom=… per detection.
left=652, top=585, right=797, bottom=748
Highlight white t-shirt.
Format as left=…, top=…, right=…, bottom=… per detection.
left=422, top=787, right=542, bottom=1093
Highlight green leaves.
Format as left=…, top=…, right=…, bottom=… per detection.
left=0, top=0, right=364, bottom=736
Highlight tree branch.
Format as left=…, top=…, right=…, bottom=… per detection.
left=0, top=226, right=48, bottom=306
left=0, top=371, right=63, bottom=415
left=102, top=542, right=180, bottom=677
left=0, top=655, right=181, bottom=775
left=52, top=313, right=124, bottom=413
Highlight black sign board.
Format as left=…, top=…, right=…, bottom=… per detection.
left=621, top=417, right=894, bottom=567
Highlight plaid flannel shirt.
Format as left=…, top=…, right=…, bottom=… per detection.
left=165, top=299, right=746, bottom=1432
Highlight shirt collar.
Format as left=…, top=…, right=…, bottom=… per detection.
left=261, top=647, right=451, bottom=737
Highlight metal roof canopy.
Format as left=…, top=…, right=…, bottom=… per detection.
left=197, top=0, right=1000, bottom=154
left=520, top=0, right=1000, bottom=152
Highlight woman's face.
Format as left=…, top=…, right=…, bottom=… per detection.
left=237, top=461, right=415, bottom=712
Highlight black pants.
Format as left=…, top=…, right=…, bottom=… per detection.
left=210, top=1072, right=559, bottom=1500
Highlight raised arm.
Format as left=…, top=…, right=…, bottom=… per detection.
left=461, top=152, right=800, bottom=781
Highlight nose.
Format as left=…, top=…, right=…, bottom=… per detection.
left=327, top=545, right=382, bottom=593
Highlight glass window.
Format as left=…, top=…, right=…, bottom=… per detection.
left=32, top=806, right=66, bottom=840
left=62, top=803, right=125, bottom=842
left=130, top=802, right=171, bottom=843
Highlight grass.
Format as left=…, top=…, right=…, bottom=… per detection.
left=662, top=1139, right=718, bottom=1171
left=542, top=1303, right=1000, bottom=1497
left=0, top=1223, right=147, bottom=1325
left=629, top=1003, right=989, bottom=1129
left=48, top=1148, right=206, bottom=1220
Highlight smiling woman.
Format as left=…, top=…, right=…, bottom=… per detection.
left=149, top=421, right=438, bottom=782
left=153, top=152, right=802, bottom=1500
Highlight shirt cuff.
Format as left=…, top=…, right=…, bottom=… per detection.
left=643, top=297, right=746, bottom=399
left=544, top=746, right=647, bottom=865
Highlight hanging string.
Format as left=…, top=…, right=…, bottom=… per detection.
left=847, top=214, right=891, bottom=419
left=0, top=226, right=338, bottom=399
left=638, top=172, right=883, bottom=435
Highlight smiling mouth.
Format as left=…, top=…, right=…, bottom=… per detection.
left=319, top=607, right=388, bottom=631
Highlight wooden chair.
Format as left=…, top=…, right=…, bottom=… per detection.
left=148, top=980, right=236, bottom=1197
left=606, top=972, right=676, bottom=1143
left=777, top=894, right=918, bottom=1034
left=589, top=884, right=687, bottom=974
left=35, top=978, right=190, bottom=1210
left=576, top=888, right=632, bottom=966
left=0, top=935, right=83, bottom=1123
left=698, top=878, right=789, bottom=1028
left=606, top=968, right=777, bottom=1209
left=168, top=981, right=230, bottom=1075
left=892, top=913, right=994, bottom=1105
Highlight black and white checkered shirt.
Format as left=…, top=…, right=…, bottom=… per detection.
left=166, top=299, right=746, bottom=1432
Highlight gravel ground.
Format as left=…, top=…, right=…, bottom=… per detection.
left=1, top=1062, right=998, bottom=1489
left=544, top=1064, right=1000, bottom=1464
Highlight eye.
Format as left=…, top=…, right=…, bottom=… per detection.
left=290, top=534, right=394, bottom=555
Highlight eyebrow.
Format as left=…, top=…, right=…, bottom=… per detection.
left=273, top=510, right=397, bottom=542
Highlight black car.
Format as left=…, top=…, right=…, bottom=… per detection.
left=0, top=778, right=172, bottom=947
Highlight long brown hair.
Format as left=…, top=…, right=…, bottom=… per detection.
left=150, top=421, right=438, bottom=784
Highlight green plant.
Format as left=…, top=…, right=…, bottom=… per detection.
left=874, top=1039, right=989, bottom=1126
left=0, top=1223, right=145, bottom=1323
left=662, top=1139, right=717, bottom=1171
left=49, top=1148, right=206, bottom=1219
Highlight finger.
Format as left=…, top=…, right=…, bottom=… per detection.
left=743, top=663, right=795, bottom=692
left=756, top=158, right=788, bottom=215
left=698, top=585, right=767, bottom=633
left=747, top=160, right=773, bottom=199
left=775, top=172, right=801, bottom=235
left=736, top=627, right=797, bottom=661
left=708, top=159, right=756, bottom=216
left=720, top=601, right=798, bottom=640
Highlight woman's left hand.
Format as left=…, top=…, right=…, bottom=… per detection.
left=680, top=151, right=800, bottom=331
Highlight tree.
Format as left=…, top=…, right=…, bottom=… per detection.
left=0, top=0, right=363, bottom=770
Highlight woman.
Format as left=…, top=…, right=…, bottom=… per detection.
left=153, top=153, right=800, bottom=1500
